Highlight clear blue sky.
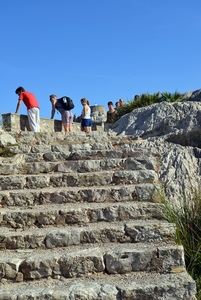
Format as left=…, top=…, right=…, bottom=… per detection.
left=1, top=0, right=201, bottom=120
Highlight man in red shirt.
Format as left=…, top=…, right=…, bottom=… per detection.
left=15, top=86, right=40, bottom=132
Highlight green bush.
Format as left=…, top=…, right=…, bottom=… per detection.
left=113, top=91, right=185, bottom=122
left=163, top=191, right=201, bottom=299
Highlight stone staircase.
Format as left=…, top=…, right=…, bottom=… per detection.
left=0, top=131, right=197, bottom=300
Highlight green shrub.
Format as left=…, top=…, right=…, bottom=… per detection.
left=112, top=91, right=184, bottom=122
left=160, top=91, right=184, bottom=103
left=163, top=191, right=201, bottom=299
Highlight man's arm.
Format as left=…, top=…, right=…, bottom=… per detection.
left=50, top=99, right=56, bottom=119
left=15, top=100, right=22, bottom=113
left=51, top=107, right=56, bottom=119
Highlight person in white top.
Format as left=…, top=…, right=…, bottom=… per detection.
left=79, top=98, right=92, bottom=132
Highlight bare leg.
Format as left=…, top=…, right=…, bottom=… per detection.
left=83, top=126, right=89, bottom=132
left=67, top=123, right=73, bottom=132
left=63, top=122, right=68, bottom=132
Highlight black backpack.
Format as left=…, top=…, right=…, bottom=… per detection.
left=56, top=96, right=75, bottom=110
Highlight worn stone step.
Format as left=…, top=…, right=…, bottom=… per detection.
left=0, top=183, right=159, bottom=207
left=4, top=131, right=134, bottom=147
left=2, top=132, right=135, bottom=158
left=0, top=155, right=157, bottom=175
left=0, top=220, right=175, bottom=250
left=6, top=140, right=137, bottom=156
left=5, top=144, right=157, bottom=162
left=0, top=242, right=185, bottom=282
left=0, top=271, right=196, bottom=300
left=0, top=141, right=159, bottom=172
left=0, top=202, right=165, bottom=229
left=0, top=169, right=157, bottom=190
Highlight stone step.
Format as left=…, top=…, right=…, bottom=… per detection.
left=0, top=169, right=157, bottom=190
left=0, top=202, right=165, bottom=229
left=4, top=131, right=133, bottom=147
left=0, top=271, right=196, bottom=300
left=1, top=142, right=158, bottom=172
left=6, top=145, right=156, bottom=162
left=0, top=155, right=157, bottom=175
left=0, top=183, right=159, bottom=207
left=0, top=242, right=185, bottom=282
left=3, top=132, right=135, bottom=157
left=0, top=220, right=175, bottom=250
left=6, top=139, right=133, bottom=155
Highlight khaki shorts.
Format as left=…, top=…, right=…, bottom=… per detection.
left=62, top=111, right=73, bottom=123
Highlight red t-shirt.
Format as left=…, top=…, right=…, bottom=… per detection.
left=19, top=91, right=40, bottom=109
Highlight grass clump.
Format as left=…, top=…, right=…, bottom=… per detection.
left=162, top=191, right=201, bottom=299
left=0, top=146, right=16, bottom=157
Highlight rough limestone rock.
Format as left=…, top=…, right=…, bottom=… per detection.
left=110, top=100, right=201, bottom=138
left=0, top=132, right=17, bottom=147
left=187, top=88, right=201, bottom=102
left=108, top=91, right=201, bottom=205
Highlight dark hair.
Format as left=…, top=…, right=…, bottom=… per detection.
left=80, top=98, right=87, bottom=104
left=80, top=98, right=90, bottom=105
left=15, top=86, right=25, bottom=94
left=108, top=101, right=113, bottom=106
left=49, top=94, right=57, bottom=99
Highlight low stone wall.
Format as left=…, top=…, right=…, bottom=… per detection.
left=2, top=113, right=106, bottom=132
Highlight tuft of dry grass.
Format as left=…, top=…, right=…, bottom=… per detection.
left=162, top=190, right=201, bottom=299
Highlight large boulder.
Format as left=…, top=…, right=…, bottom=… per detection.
left=109, top=92, right=201, bottom=205
left=110, top=101, right=201, bottom=138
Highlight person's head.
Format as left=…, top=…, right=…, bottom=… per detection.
left=115, top=101, right=120, bottom=108
left=119, top=98, right=124, bottom=106
left=49, top=94, right=57, bottom=102
left=80, top=98, right=88, bottom=105
left=107, top=101, right=113, bottom=107
left=15, top=86, right=25, bottom=95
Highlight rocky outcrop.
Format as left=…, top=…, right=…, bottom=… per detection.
left=108, top=94, right=201, bottom=205
left=110, top=100, right=201, bottom=138
left=186, top=88, right=201, bottom=102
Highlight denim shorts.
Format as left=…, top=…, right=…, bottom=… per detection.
left=81, top=119, right=92, bottom=127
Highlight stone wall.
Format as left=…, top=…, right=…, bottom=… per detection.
left=2, top=113, right=106, bottom=132
left=90, top=105, right=107, bottom=124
